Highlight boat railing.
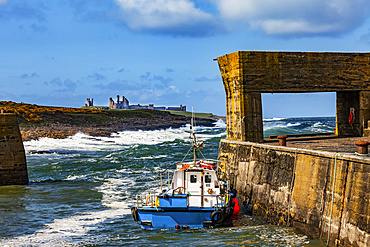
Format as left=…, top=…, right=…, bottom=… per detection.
left=175, top=159, right=227, bottom=170
left=160, top=168, right=173, bottom=193
left=135, top=191, right=159, bottom=208
left=161, top=158, right=231, bottom=197
left=135, top=192, right=231, bottom=209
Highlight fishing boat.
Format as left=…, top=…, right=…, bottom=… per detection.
left=131, top=116, right=237, bottom=230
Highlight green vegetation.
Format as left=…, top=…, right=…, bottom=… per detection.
left=168, top=110, right=218, bottom=120
left=0, top=101, right=218, bottom=127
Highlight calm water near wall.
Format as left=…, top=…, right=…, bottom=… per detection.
left=0, top=117, right=334, bottom=246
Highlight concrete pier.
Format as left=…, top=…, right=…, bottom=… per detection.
left=219, top=139, right=370, bottom=246
left=216, top=51, right=370, bottom=246
left=0, top=113, right=28, bottom=186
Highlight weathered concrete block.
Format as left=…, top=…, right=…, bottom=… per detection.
left=0, top=114, right=28, bottom=186
left=217, top=51, right=370, bottom=141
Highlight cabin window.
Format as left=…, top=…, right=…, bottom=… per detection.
left=190, top=175, right=197, bottom=183
left=205, top=175, right=212, bottom=183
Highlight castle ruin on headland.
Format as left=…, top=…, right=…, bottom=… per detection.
left=110, top=95, right=186, bottom=111
left=85, top=95, right=186, bottom=111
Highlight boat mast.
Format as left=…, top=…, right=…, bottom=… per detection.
left=191, top=107, right=197, bottom=166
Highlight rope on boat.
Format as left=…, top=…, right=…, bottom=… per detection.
left=197, top=148, right=207, bottom=160
left=180, top=146, right=193, bottom=164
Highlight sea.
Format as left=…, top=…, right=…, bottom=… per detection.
left=0, top=117, right=335, bottom=247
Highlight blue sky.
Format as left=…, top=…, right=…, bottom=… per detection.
left=1, top=0, right=370, bottom=117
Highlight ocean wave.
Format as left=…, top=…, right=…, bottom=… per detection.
left=213, top=119, right=226, bottom=128
left=0, top=174, right=132, bottom=247
left=131, top=154, right=168, bottom=160
left=65, top=174, right=88, bottom=181
left=24, top=124, right=226, bottom=154
left=263, top=124, right=289, bottom=131
left=287, top=123, right=301, bottom=127
left=0, top=207, right=131, bottom=246
left=263, top=117, right=286, bottom=121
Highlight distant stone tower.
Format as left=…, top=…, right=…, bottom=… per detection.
left=0, top=113, right=28, bottom=186
left=109, top=97, right=115, bottom=109
left=85, top=98, right=93, bottom=107
left=122, top=96, right=129, bottom=109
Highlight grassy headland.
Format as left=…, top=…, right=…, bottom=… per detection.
left=0, top=101, right=220, bottom=141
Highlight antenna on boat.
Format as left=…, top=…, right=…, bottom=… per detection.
left=180, top=107, right=206, bottom=165
left=191, top=106, right=197, bottom=166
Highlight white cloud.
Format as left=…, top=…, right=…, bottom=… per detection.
left=215, top=0, right=370, bottom=35
left=111, top=0, right=370, bottom=36
left=114, top=0, right=214, bottom=32
left=169, top=85, right=179, bottom=93
left=0, top=0, right=7, bottom=5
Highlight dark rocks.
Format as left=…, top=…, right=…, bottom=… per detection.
left=20, top=114, right=217, bottom=141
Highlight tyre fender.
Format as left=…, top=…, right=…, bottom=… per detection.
left=225, top=207, right=234, bottom=220
left=131, top=207, right=139, bottom=222
left=211, top=211, right=225, bottom=224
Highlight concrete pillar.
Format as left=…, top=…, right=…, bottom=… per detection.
left=243, top=92, right=263, bottom=142
left=219, top=52, right=263, bottom=142
left=336, top=91, right=361, bottom=137
left=0, top=113, right=28, bottom=186
left=223, top=82, right=263, bottom=142
left=359, top=91, right=370, bottom=137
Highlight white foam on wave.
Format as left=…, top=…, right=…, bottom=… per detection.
left=65, top=174, right=88, bottom=181
left=263, top=120, right=301, bottom=131
left=263, top=124, right=289, bottom=131
left=132, top=154, right=168, bottom=160
left=97, top=176, right=136, bottom=208
left=24, top=132, right=123, bottom=153
left=0, top=171, right=132, bottom=247
left=263, top=117, right=286, bottom=121
left=287, top=123, right=301, bottom=127
left=213, top=119, right=226, bottom=128
left=111, top=128, right=190, bottom=146
left=24, top=125, right=226, bottom=154
left=313, top=122, right=323, bottom=127
left=308, top=121, right=332, bottom=132
left=0, top=207, right=131, bottom=247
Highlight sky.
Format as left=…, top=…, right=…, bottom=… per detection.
left=1, top=0, right=370, bottom=118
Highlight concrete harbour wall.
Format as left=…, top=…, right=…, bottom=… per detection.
left=0, top=113, right=28, bottom=186
left=218, top=139, right=370, bottom=246
left=216, top=51, right=370, bottom=142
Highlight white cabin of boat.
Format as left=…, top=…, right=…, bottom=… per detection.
left=171, top=160, right=221, bottom=208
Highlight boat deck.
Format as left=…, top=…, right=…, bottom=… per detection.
left=265, top=136, right=370, bottom=153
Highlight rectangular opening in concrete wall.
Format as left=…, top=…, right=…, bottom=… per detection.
left=262, top=92, right=336, bottom=138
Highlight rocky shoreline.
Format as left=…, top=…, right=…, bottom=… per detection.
left=20, top=116, right=217, bottom=141
left=1, top=102, right=222, bottom=142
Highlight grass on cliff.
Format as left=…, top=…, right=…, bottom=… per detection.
left=168, top=110, right=218, bottom=120
left=0, top=101, right=214, bottom=127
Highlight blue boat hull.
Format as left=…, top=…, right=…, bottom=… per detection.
left=133, top=207, right=230, bottom=230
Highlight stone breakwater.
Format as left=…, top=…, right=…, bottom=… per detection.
left=0, top=113, right=28, bottom=186
left=20, top=117, right=216, bottom=141
left=218, top=139, right=370, bottom=247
